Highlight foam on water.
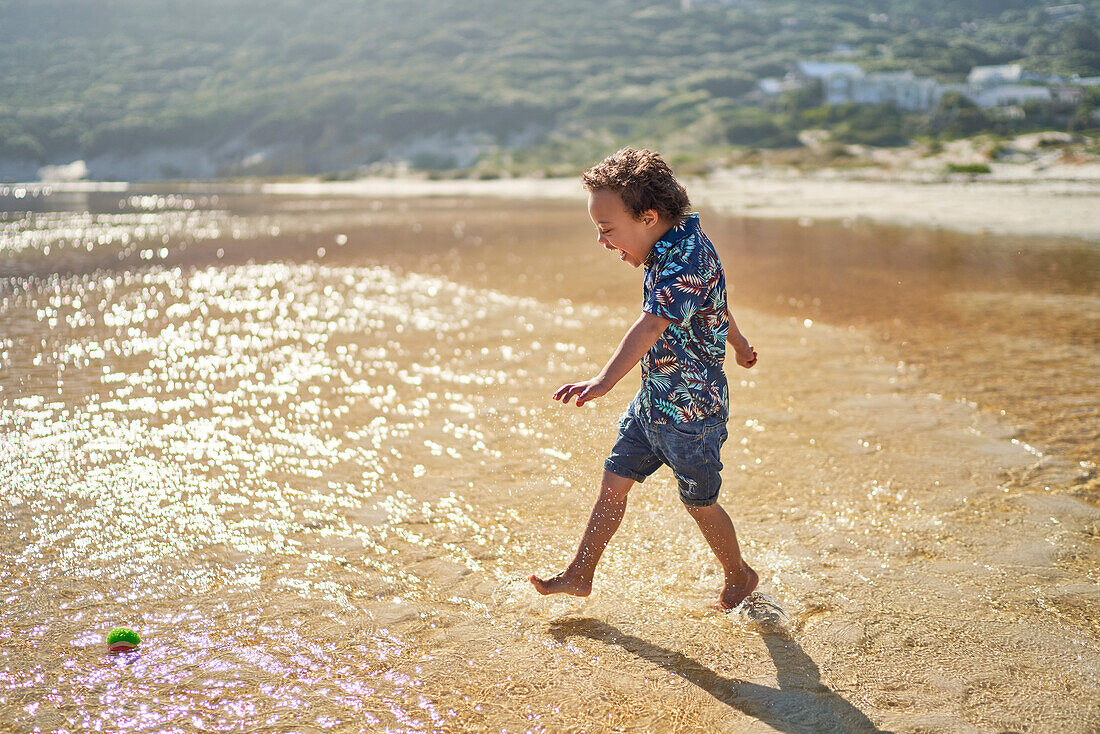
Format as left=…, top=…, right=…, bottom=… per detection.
left=739, top=593, right=792, bottom=631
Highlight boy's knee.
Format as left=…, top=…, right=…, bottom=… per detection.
left=600, top=472, right=635, bottom=502
left=602, top=484, right=632, bottom=504
left=682, top=499, right=719, bottom=515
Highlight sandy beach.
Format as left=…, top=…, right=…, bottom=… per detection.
left=696, top=167, right=1100, bottom=242
left=255, top=161, right=1100, bottom=241
left=2, top=189, right=1097, bottom=732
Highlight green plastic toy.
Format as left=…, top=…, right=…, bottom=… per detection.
left=106, top=627, right=141, bottom=652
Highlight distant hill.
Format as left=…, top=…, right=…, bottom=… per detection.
left=2, top=0, right=1098, bottom=179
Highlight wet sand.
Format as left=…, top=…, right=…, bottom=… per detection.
left=257, top=167, right=1100, bottom=241
left=1, top=192, right=1098, bottom=732
left=695, top=168, right=1100, bottom=242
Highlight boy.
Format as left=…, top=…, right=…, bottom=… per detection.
left=529, top=148, right=760, bottom=611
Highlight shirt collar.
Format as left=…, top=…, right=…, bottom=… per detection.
left=645, top=213, right=700, bottom=266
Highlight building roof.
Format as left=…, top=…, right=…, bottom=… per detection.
left=968, top=64, right=1024, bottom=85
left=796, top=61, right=864, bottom=79
left=866, top=71, right=918, bottom=82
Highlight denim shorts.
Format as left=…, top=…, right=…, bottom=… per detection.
left=604, top=398, right=729, bottom=507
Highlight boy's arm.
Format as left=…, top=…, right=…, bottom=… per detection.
left=726, top=308, right=758, bottom=369
left=553, top=311, right=671, bottom=407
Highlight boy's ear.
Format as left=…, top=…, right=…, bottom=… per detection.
left=641, top=209, right=660, bottom=227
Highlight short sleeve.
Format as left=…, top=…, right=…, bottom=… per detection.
left=643, top=250, right=710, bottom=325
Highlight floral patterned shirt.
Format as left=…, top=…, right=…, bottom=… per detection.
left=639, top=214, right=729, bottom=424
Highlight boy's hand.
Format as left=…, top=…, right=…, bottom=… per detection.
left=725, top=309, right=756, bottom=369
left=735, top=344, right=758, bottom=369
left=552, top=312, right=669, bottom=408
left=553, top=377, right=611, bottom=407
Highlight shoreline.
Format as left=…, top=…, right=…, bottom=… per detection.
left=205, top=168, right=1100, bottom=242
left=694, top=167, right=1100, bottom=242
left=17, top=164, right=1100, bottom=242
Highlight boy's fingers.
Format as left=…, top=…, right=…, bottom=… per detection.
left=557, top=385, right=583, bottom=403
left=552, top=383, right=575, bottom=400
left=554, top=381, right=602, bottom=406
left=576, top=384, right=606, bottom=407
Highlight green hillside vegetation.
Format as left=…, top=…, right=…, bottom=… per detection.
left=2, top=0, right=1099, bottom=178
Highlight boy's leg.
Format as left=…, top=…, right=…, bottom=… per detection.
left=685, top=502, right=758, bottom=610
left=529, top=470, right=635, bottom=597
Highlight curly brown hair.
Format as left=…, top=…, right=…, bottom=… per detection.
left=581, top=148, right=691, bottom=225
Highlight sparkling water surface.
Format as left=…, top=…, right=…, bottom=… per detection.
left=2, top=188, right=1098, bottom=733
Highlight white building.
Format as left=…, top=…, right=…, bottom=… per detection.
left=1053, top=87, right=1085, bottom=104
left=968, top=64, right=1025, bottom=86
left=794, top=61, right=864, bottom=81
left=825, top=70, right=943, bottom=112
left=681, top=0, right=738, bottom=8
left=967, top=64, right=1051, bottom=87
left=757, top=78, right=784, bottom=95
left=764, top=59, right=1082, bottom=113
left=1045, top=3, right=1086, bottom=22
left=972, top=85, right=1052, bottom=108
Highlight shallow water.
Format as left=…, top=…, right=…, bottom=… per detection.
left=2, top=188, right=1098, bottom=732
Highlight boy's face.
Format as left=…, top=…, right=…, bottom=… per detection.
left=587, top=189, right=665, bottom=269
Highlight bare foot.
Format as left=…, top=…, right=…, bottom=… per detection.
left=528, top=570, right=592, bottom=597
left=716, top=566, right=759, bottom=612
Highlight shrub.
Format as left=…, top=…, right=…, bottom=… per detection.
left=925, top=93, right=990, bottom=138
left=945, top=162, right=991, bottom=174
left=722, top=108, right=799, bottom=147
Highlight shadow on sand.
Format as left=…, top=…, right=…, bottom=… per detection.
left=548, top=617, right=889, bottom=734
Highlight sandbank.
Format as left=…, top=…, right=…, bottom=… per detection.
left=260, top=165, right=1100, bottom=242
